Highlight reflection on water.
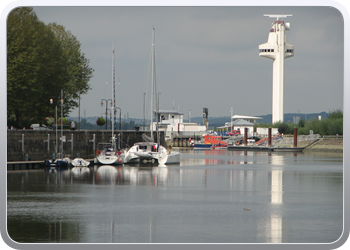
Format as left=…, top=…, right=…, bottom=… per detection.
left=7, top=150, right=343, bottom=243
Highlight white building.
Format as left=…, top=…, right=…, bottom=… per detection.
left=217, top=115, right=262, bottom=137
left=151, top=110, right=207, bottom=141
left=259, top=14, right=294, bottom=123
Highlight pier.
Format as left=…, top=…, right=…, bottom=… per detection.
left=7, top=161, right=45, bottom=171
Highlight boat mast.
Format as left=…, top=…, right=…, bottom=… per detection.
left=111, top=48, right=116, bottom=149
left=151, top=27, right=155, bottom=140
left=113, top=47, right=116, bottom=133
left=60, top=89, right=63, bottom=159
left=152, top=27, right=159, bottom=144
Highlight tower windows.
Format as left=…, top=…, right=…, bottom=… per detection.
left=259, top=49, right=274, bottom=53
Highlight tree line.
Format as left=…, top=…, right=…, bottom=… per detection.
left=7, top=7, right=94, bottom=129
left=72, top=119, right=141, bottom=131
left=256, top=109, right=343, bottom=136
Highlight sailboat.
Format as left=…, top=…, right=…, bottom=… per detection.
left=96, top=49, right=124, bottom=165
left=124, top=28, right=180, bottom=165
left=45, top=89, right=71, bottom=168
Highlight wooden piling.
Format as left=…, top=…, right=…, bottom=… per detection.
left=294, top=128, right=298, bottom=148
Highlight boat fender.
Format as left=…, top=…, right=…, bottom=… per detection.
left=118, top=157, right=123, bottom=163
left=96, top=150, right=101, bottom=155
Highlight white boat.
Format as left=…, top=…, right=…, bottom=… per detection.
left=123, top=141, right=167, bottom=164
left=123, top=28, right=180, bottom=165
left=71, top=158, right=90, bottom=167
left=96, top=142, right=124, bottom=165
left=95, top=49, right=125, bottom=165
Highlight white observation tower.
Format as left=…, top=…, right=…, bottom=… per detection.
left=259, top=14, right=294, bottom=123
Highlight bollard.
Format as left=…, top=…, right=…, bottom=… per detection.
left=294, top=128, right=298, bottom=148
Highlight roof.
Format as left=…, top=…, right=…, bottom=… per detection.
left=154, top=110, right=184, bottom=115
left=231, top=115, right=262, bottom=120
left=232, top=119, right=255, bottom=126
left=217, top=119, right=255, bottom=129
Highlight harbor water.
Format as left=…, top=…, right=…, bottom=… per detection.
left=7, top=149, right=343, bottom=244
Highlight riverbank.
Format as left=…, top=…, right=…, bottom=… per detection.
left=303, top=138, right=343, bottom=154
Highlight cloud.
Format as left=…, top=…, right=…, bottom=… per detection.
left=31, top=6, right=344, bottom=119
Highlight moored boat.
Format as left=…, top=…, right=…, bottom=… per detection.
left=44, top=157, right=71, bottom=168
left=71, top=158, right=90, bottom=167
left=123, top=28, right=180, bottom=165
left=96, top=142, right=124, bottom=165
left=191, top=134, right=228, bottom=149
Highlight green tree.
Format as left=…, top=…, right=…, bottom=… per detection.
left=47, top=23, right=93, bottom=115
left=7, top=7, right=94, bottom=128
left=327, top=109, right=343, bottom=120
left=7, top=7, right=64, bottom=127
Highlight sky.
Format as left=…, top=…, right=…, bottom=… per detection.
left=4, top=2, right=348, bottom=121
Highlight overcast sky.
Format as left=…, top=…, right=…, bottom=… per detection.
left=14, top=5, right=347, bottom=120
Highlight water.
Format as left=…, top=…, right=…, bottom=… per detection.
left=7, top=150, right=343, bottom=243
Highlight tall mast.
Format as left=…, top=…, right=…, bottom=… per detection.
left=151, top=27, right=155, bottom=140
left=60, top=89, right=63, bottom=159
left=112, top=48, right=116, bottom=133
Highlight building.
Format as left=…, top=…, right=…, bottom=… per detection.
left=259, top=14, right=294, bottom=123
left=151, top=110, right=207, bottom=141
left=217, top=115, right=262, bottom=137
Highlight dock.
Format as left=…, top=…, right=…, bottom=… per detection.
left=227, top=145, right=305, bottom=152
left=7, top=161, right=45, bottom=171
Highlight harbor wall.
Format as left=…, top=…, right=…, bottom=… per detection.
left=7, top=130, right=166, bottom=162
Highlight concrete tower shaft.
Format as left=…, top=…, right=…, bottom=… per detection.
left=259, top=15, right=294, bottom=123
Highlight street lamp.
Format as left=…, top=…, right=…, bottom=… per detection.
left=101, top=99, right=112, bottom=130
left=49, top=89, right=64, bottom=159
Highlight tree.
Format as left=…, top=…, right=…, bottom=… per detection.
left=7, top=7, right=64, bottom=127
left=47, top=23, right=93, bottom=115
left=7, top=7, right=94, bottom=127
left=278, top=123, right=287, bottom=134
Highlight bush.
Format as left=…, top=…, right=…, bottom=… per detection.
left=278, top=123, right=287, bottom=134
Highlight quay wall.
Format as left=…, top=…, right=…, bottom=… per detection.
left=7, top=130, right=166, bottom=162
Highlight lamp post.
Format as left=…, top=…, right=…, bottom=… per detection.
left=101, top=99, right=112, bottom=130
left=50, top=91, right=64, bottom=158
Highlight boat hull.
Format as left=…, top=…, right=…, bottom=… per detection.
left=71, top=158, right=90, bottom=167
left=124, top=142, right=180, bottom=165
left=44, top=158, right=70, bottom=168
left=166, top=151, right=181, bottom=164
left=192, top=143, right=213, bottom=149
left=97, top=155, right=123, bottom=165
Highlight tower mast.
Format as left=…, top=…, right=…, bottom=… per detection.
left=259, top=14, right=294, bottom=123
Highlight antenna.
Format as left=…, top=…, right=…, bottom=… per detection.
left=264, top=14, right=292, bottom=20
